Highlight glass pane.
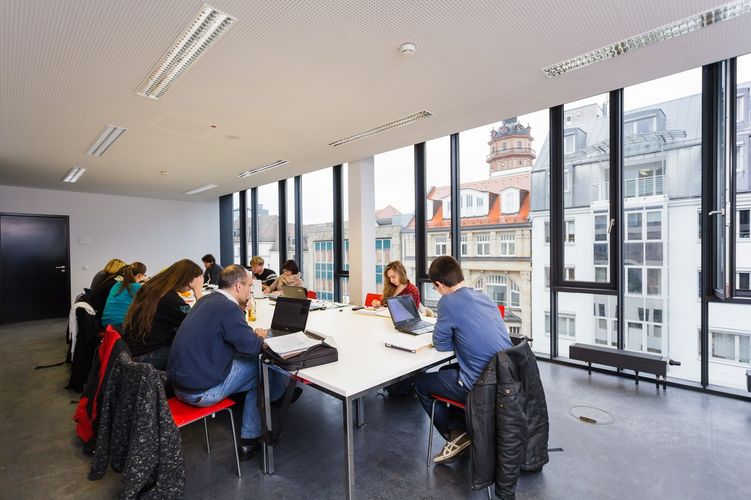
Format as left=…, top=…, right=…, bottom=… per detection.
left=245, top=190, right=254, bottom=263
left=623, top=68, right=702, bottom=383
left=735, top=54, right=751, bottom=297
left=342, top=164, right=349, bottom=274
left=426, top=136, right=451, bottom=271
left=302, top=168, right=334, bottom=300
left=286, top=178, right=296, bottom=261
left=561, top=93, right=609, bottom=283
left=232, top=192, right=241, bottom=263
left=374, top=145, right=416, bottom=297
left=257, top=183, right=279, bottom=271
left=709, top=302, right=751, bottom=389
left=555, top=292, right=618, bottom=356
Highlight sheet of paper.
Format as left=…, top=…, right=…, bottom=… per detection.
left=264, top=331, right=322, bottom=355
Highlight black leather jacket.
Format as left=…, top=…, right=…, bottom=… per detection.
left=466, top=340, right=549, bottom=500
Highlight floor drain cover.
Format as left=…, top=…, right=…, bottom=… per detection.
left=568, top=405, right=614, bottom=425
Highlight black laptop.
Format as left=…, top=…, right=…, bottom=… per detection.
left=386, top=296, right=434, bottom=335
left=267, top=297, right=311, bottom=338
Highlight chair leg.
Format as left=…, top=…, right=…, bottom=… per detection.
left=203, top=417, right=211, bottom=455
left=426, top=398, right=437, bottom=467
left=225, top=408, right=242, bottom=478
left=487, top=485, right=493, bottom=499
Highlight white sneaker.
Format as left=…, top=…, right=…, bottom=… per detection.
left=433, top=432, right=471, bottom=463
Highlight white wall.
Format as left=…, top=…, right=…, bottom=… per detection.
left=0, top=185, right=219, bottom=303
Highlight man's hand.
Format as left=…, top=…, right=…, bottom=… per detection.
left=255, top=327, right=268, bottom=339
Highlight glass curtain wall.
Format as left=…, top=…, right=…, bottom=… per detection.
left=256, top=183, right=280, bottom=272
left=423, top=136, right=452, bottom=309
left=286, top=178, right=296, bottom=262
left=302, top=168, right=334, bottom=300
left=232, top=192, right=241, bottom=263
left=244, top=190, right=254, bottom=263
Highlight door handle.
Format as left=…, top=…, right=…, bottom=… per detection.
left=55, top=265, right=66, bottom=270
left=707, top=210, right=724, bottom=216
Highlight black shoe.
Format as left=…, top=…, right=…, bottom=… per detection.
left=271, top=387, right=303, bottom=408
left=238, top=437, right=260, bottom=461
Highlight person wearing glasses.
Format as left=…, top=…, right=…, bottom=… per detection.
left=264, top=259, right=305, bottom=294
left=168, top=265, right=296, bottom=461
left=122, top=259, right=203, bottom=370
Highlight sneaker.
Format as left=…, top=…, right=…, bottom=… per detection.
left=433, top=432, right=471, bottom=464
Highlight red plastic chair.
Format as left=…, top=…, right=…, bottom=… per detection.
left=306, top=290, right=317, bottom=299
left=168, top=397, right=242, bottom=477
left=364, top=293, right=381, bottom=307
left=426, top=394, right=466, bottom=467
left=498, top=305, right=506, bottom=319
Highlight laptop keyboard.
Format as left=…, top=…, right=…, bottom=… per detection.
left=412, top=326, right=434, bottom=334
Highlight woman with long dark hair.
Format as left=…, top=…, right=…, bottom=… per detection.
left=101, top=262, right=147, bottom=329
left=122, top=259, right=203, bottom=369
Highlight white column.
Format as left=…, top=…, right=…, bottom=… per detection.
left=347, top=157, right=376, bottom=305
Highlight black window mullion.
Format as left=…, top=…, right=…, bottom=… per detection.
left=415, top=143, right=427, bottom=279
left=294, top=176, right=302, bottom=271
left=250, top=187, right=259, bottom=257
left=728, top=58, right=738, bottom=298
left=549, top=105, right=563, bottom=357
left=610, top=89, right=625, bottom=350
left=278, top=180, right=287, bottom=272
left=333, top=165, right=344, bottom=301
left=238, top=189, right=248, bottom=265
left=219, top=193, right=234, bottom=267
left=450, top=133, right=461, bottom=261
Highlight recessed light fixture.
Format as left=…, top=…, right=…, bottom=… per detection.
left=329, top=111, right=433, bottom=147
left=399, top=42, right=416, bottom=55
left=185, top=184, right=218, bottom=195
left=160, top=170, right=169, bottom=176
left=62, top=167, right=86, bottom=183
left=238, top=160, right=289, bottom=178
left=87, top=125, right=127, bottom=157
left=543, top=0, right=751, bottom=77
left=136, top=4, right=236, bottom=100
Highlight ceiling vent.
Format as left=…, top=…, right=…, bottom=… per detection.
left=238, top=160, right=289, bottom=178
left=185, top=183, right=218, bottom=195
left=329, top=111, right=434, bottom=147
left=543, top=0, right=751, bottom=77
left=86, top=125, right=127, bottom=157
left=136, top=4, right=236, bottom=100
left=62, top=167, right=86, bottom=183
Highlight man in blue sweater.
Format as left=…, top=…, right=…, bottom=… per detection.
left=415, top=256, right=512, bottom=464
left=167, top=264, right=290, bottom=460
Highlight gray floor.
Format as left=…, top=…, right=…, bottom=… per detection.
left=0, top=319, right=749, bottom=500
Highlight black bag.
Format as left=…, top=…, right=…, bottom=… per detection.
left=262, top=342, right=338, bottom=371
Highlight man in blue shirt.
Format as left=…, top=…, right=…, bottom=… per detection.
left=415, top=256, right=512, bottom=464
left=168, top=264, right=292, bottom=461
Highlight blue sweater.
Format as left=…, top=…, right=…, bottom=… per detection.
left=101, top=281, right=141, bottom=327
left=432, top=287, right=512, bottom=389
left=167, top=292, right=263, bottom=392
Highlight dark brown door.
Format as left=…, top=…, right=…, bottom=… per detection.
left=0, top=214, right=70, bottom=324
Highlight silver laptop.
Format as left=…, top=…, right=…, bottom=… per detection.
left=267, top=297, right=311, bottom=338
left=386, top=296, right=434, bottom=335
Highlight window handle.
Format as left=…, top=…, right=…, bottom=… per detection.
left=708, top=209, right=724, bottom=216
left=607, top=218, right=615, bottom=235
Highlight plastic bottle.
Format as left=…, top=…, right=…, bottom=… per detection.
left=247, top=295, right=256, bottom=322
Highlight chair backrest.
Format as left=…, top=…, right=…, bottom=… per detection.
left=498, top=305, right=505, bottom=319
left=306, top=290, right=317, bottom=299
left=364, top=293, right=380, bottom=307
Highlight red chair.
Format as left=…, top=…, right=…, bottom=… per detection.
left=364, top=293, right=381, bottom=307
left=168, top=397, right=242, bottom=477
left=306, top=290, right=317, bottom=299
left=498, top=305, right=505, bottom=319
left=426, top=394, right=466, bottom=467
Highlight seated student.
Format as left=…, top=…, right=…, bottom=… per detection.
left=101, top=262, right=147, bottom=330
left=89, top=258, right=126, bottom=291
left=265, top=259, right=305, bottom=293
left=201, top=253, right=223, bottom=285
left=415, top=256, right=512, bottom=464
left=249, top=255, right=277, bottom=288
left=122, top=259, right=204, bottom=370
left=370, top=260, right=420, bottom=308
left=168, top=265, right=295, bottom=461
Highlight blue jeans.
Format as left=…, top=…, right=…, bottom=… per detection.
left=175, top=355, right=288, bottom=439
left=415, top=367, right=469, bottom=440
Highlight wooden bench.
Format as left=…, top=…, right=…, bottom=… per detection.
left=569, top=343, right=680, bottom=390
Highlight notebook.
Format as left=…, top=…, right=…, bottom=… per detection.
left=267, top=297, right=310, bottom=338
left=385, top=334, right=433, bottom=353
left=386, top=295, right=434, bottom=335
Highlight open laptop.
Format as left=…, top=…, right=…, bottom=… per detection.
left=267, top=296, right=311, bottom=338
left=386, top=295, right=434, bottom=335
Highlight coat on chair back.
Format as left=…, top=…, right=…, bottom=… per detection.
left=466, top=340, right=549, bottom=500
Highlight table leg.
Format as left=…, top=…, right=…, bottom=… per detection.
left=262, top=361, right=274, bottom=475
left=343, top=397, right=355, bottom=499
left=356, top=397, right=365, bottom=428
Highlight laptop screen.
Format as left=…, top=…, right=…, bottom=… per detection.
left=271, top=297, right=310, bottom=332
left=386, top=296, right=419, bottom=325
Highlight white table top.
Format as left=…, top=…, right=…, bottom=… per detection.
left=250, top=300, right=454, bottom=398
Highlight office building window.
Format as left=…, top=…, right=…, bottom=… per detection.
left=434, top=234, right=448, bottom=256
left=544, top=267, right=550, bottom=288
left=595, top=266, right=608, bottom=282
left=460, top=234, right=468, bottom=256
left=627, top=268, right=642, bottom=294
left=564, top=134, right=575, bottom=155
left=711, top=331, right=751, bottom=364
left=564, top=220, right=575, bottom=243
left=739, top=209, right=750, bottom=239
left=476, top=234, right=491, bottom=256
left=499, top=232, right=515, bottom=256
left=646, top=268, right=662, bottom=296
left=565, top=267, right=576, bottom=281
left=303, top=168, right=334, bottom=299
left=477, top=274, right=520, bottom=308
left=737, top=271, right=750, bottom=290
left=544, top=221, right=550, bottom=244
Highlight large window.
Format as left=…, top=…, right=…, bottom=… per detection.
left=302, top=168, right=333, bottom=299
left=232, top=192, right=241, bottom=263
left=256, top=183, right=280, bottom=271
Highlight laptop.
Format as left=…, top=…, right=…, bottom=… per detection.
left=267, top=297, right=311, bottom=338
left=281, top=285, right=308, bottom=299
left=386, top=296, right=434, bottom=335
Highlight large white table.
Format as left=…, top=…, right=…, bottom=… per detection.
left=250, top=299, right=454, bottom=499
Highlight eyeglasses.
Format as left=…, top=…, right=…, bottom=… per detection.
left=239, top=281, right=250, bottom=288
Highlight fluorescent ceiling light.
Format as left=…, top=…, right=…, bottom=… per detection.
left=543, top=0, right=751, bottom=78
left=136, top=4, right=235, bottom=99
left=238, top=160, right=289, bottom=178
left=62, top=167, right=86, bottom=183
left=87, top=125, right=127, bottom=157
left=329, top=111, right=434, bottom=147
left=185, top=184, right=218, bottom=195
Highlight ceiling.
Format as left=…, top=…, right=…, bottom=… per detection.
left=1, top=0, right=751, bottom=202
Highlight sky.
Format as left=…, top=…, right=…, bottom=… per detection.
left=253, top=59, right=749, bottom=225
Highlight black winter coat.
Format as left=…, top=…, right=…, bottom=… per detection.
left=466, top=340, right=549, bottom=500
left=89, top=352, right=185, bottom=499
